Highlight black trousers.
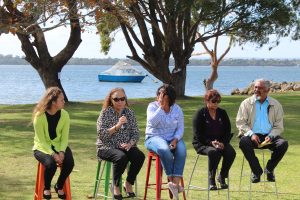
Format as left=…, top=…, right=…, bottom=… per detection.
left=239, top=134, right=288, bottom=176
left=33, top=147, right=74, bottom=190
left=98, top=147, right=145, bottom=186
left=199, top=144, right=236, bottom=179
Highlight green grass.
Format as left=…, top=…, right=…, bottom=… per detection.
left=1, top=93, right=300, bottom=200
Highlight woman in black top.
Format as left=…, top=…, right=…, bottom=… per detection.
left=192, top=89, right=236, bottom=190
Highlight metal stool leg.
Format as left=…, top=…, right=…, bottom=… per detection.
left=93, top=161, right=102, bottom=199
left=187, top=155, right=200, bottom=196
left=187, top=154, right=227, bottom=200
left=227, top=175, right=230, bottom=200
left=243, top=149, right=279, bottom=199
left=239, top=156, right=245, bottom=193
left=93, top=161, right=119, bottom=200
left=207, top=159, right=210, bottom=200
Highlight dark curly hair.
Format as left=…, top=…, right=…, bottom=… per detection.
left=156, top=84, right=177, bottom=106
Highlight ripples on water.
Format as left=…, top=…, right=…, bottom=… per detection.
left=0, top=65, right=299, bottom=104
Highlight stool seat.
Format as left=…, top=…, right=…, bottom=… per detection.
left=34, top=162, right=71, bottom=200
left=144, top=152, right=186, bottom=200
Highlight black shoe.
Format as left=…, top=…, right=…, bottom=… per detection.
left=265, top=168, right=275, bottom=182
left=208, top=178, right=217, bottom=190
left=43, top=189, right=52, bottom=199
left=251, top=172, right=261, bottom=183
left=123, top=186, right=136, bottom=198
left=113, top=194, right=123, bottom=200
left=217, top=175, right=228, bottom=189
left=110, top=185, right=123, bottom=200
left=209, top=184, right=218, bottom=190
left=54, top=184, right=66, bottom=199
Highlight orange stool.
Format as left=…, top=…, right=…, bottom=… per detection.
left=34, top=162, right=71, bottom=200
left=144, top=152, right=186, bottom=200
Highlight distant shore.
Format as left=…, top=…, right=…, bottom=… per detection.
left=1, top=54, right=300, bottom=66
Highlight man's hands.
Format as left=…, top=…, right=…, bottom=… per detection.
left=251, top=134, right=272, bottom=146
left=251, top=134, right=261, bottom=146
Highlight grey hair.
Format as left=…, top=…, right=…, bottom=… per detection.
left=254, top=78, right=271, bottom=89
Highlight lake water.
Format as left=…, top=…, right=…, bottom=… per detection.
left=0, top=65, right=299, bottom=104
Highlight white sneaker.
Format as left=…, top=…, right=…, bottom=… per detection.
left=168, top=182, right=179, bottom=200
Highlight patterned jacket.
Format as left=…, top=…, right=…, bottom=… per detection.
left=96, top=106, right=140, bottom=150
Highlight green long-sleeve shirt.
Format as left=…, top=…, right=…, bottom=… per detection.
left=32, top=109, right=70, bottom=155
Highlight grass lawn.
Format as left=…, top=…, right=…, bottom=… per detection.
left=1, top=93, right=300, bottom=200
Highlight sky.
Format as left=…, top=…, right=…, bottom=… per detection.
left=0, top=26, right=300, bottom=59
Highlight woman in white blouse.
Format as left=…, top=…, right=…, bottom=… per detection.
left=145, top=84, right=186, bottom=200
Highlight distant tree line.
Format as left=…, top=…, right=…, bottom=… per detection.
left=0, top=54, right=299, bottom=66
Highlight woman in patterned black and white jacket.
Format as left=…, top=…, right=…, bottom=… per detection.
left=96, top=87, right=145, bottom=200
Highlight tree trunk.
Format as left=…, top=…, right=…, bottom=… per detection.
left=205, top=64, right=218, bottom=91
left=37, top=65, right=69, bottom=102
left=170, top=68, right=186, bottom=97
left=4, top=0, right=82, bottom=102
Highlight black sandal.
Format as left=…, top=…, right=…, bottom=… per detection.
left=110, top=185, right=123, bottom=200
left=123, top=186, right=136, bottom=198
left=54, top=184, right=66, bottom=199
left=43, top=189, right=52, bottom=199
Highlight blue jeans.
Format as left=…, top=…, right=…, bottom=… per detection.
left=145, top=136, right=186, bottom=177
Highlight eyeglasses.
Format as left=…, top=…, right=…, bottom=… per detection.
left=112, top=97, right=126, bottom=102
left=211, top=99, right=221, bottom=104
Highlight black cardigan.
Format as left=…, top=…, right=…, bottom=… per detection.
left=192, top=107, right=232, bottom=154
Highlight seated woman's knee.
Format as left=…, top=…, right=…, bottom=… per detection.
left=207, top=148, right=220, bottom=158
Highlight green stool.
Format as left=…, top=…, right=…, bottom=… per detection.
left=92, top=160, right=122, bottom=200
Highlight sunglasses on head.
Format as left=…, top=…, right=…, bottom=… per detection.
left=112, top=97, right=126, bottom=102
left=211, top=99, right=221, bottom=104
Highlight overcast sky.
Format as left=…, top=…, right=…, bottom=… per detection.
left=0, top=26, right=299, bottom=59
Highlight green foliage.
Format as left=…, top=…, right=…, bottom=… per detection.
left=1, top=93, right=300, bottom=199
left=96, top=12, right=120, bottom=54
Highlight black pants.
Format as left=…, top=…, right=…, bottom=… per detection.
left=98, top=147, right=145, bottom=185
left=33, top=147, right=74, bottom=190
left=199, top=144, right=236, bottom=179
left=239, top=135, right=288, bottom=176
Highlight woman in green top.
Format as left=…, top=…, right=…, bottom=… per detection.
left=32, top=87, right=74, bottom=199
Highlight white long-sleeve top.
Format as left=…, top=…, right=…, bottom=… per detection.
left=145, top=101, right=184, bottom=141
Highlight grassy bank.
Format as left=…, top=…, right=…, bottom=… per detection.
left=1, top=93, right=300, bottom=200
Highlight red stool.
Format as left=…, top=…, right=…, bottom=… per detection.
left=34, top=162, right=71, bottom=200
left=144, top=152, right=186, bottom=200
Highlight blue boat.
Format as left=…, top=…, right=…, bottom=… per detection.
left=98, top=61, right=146, bottom=83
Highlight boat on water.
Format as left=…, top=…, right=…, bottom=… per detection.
left=98, top=61, right=146, bottom=83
